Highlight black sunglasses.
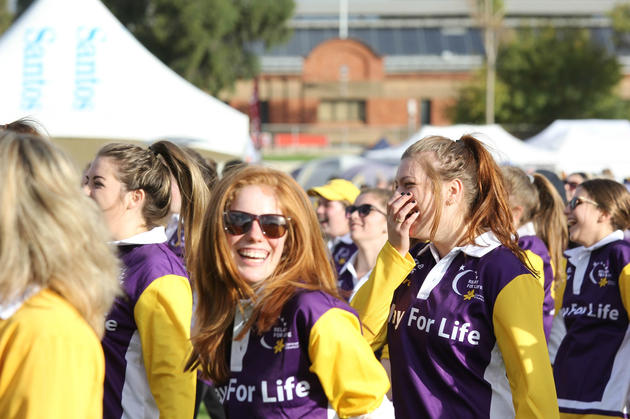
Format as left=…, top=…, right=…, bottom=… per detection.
left=568, top=196, right=599, bottom=211
left=345, top=204, right=387, bottom=218
left=223, top=210, right=290, bottom=238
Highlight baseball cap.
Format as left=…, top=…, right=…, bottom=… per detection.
left=307, top=179, right=360, bottom=203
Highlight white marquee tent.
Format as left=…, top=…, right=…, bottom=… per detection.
left=0, top=0, right=253, bottom=160
left=525, top=119, right=630, bottom=179
left=364, top=124, right=558, bottom=169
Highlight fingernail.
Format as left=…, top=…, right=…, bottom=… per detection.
left=406, top=192, right=411, bottom=196
left=400, top=192, right=405, bottom=195
left=411, top=200, right=416, bottom=204
left=415, top=210, right=419, bottom=213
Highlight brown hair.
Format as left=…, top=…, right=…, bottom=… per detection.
left=502, top=166, right=568, bottom=281
left=402, top=135, right=523, bottom=260
left=358, top=187, right=391, bottom=211
left=0, top=132, right=120, bottom=337
left=96, top=141, right=210, bottom=272
left=187, top=165, right=338, bottom=383
left=579, top=179, right=630, bottom=231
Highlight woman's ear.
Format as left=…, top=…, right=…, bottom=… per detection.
left=597, top=209, right=612, bottom=225
left=445, top=178, right=463, bottom=206
left=126, top=189, right=145, bottom=210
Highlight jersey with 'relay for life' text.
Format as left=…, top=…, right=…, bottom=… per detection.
left=554, top=232, right=630, bottom=418
left=351, top=233, right=557, bottom=418
left=217, top=290, right=389, bottom=418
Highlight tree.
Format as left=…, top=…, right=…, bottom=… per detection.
left=449, top=27, right=628, bottom=127
left=15, top=0, right=295, bottom=95
left=0, top=0, right=12, bottom=36
left=469, top=0, right=505, bottom=124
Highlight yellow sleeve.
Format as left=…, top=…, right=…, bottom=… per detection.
left=493, top=274, right=559, bottom=419
left=524, top=250, right=545, bottom=289
left=134, top=275, right=196, bottom=419
left=350, top=241, right=415, bottom=350
left=0, top=293, right=105, bottom=419
left=309, top=308, right=390, bottom=418
left=553, top=258, right=568, bottom=313
left=619, top=263, right=630, bottom=314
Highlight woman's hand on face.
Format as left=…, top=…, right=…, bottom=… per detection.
left=387, top=192, right=419, bottom=256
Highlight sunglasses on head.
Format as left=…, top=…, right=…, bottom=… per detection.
left=223, top=210, right=290, bottom=238
left=568, top=196, right=599, bottom=211
left=345, top=204, right=387, bottom=218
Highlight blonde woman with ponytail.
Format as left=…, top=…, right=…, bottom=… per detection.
left=351, top=135, right=559, bottom=418
left=83, top=141, right=210, bottom=419
left=502, top=166, right=568, bottom=340
left=0, top=132, right=120, bottom=418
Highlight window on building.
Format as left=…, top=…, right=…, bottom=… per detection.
left=420, top=99, right=432, bottom=125
left=318, top=100, right=366, bottom=122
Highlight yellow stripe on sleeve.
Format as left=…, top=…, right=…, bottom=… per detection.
left=493, top=274, right=560, bottom=419
left=350, top=241, right=415, bottom=350
left=308, top=308, right=390, bottom=418
left=134, top=275, right=196, bottom=419
left=619, top=263, right=630, bottom=316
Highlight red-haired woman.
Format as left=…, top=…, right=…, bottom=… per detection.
left=352, top=135, right=559, bottom=418
left=187, top=166, right=393, bottom=418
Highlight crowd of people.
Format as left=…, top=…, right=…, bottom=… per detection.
left=0, top=118, right=629, bottom=419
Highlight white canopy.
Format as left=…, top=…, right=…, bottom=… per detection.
left=525, top=119, right=630, bottom=179
left=0, top=0, right=252, bottom=160
left=364, top=124, right=557, bottom=169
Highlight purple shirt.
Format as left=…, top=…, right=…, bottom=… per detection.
left=387, top=242, right=531, bottom=418
left=102, top=242, right=188, bottom=419
left=555, top=238, right=630, bottom=417
left=217, top=290, right=358, bottom=418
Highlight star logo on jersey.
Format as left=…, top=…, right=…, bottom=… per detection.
left=599, top=277, right=608, bottom=287
left=452, top=268, right=484, bottom=302
left=589, top=262, right=614, bottom=287
left=274, top=338, right=285, bottom=354
left=463, top=290, right=475, bottom=301
left=338, top=258, right=346, bottom=265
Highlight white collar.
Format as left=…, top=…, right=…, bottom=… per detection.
left=0, top=285, right=41, bottom=320
left=338, top=251, right=358, bottom=276
left=565, top=230, right=624, bottom=260
left=426, top=231, right=502, bottom=262
left=517, top=221, right=536, bottom=237
left=333, top=233, right=354, bottom=246
left=113, top=226, right=168, bottom=245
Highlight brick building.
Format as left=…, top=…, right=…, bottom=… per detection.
left=224, top=0, right=626, bottom=147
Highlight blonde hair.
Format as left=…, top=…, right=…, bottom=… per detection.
left=96, top=141, right=211, bottom=276
left=188, top=165, right=338, bottom=383
left=580, top=179, right=630, bottom=231
left=501, top=166, right=568, bottom=281
left=0, top=132, right=120, bottom=337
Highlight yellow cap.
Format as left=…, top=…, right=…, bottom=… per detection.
left=307, top=179, right=360, bottom=203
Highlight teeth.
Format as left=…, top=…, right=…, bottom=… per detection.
left=238, top=249, right=268, bottom=259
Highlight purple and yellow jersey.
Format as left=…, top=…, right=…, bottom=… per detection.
left=554, top=230, right=630, bottom=418
left=102, top=228, right=195, bottom=419
left=217, top=290, right=390, bottom=418
left=352, top=232, right=559, bottom=419
left=518, top=222, right=555, bottom=341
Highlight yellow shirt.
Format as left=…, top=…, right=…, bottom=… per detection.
left=0, top=289, right=105, bottom=419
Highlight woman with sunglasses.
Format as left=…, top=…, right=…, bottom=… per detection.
left=552, top=179, right=630, bottom=418
left=83, top=141, right=210, bottom=419
left=338, top=188, right=390, bottom=302
left=351, top=135, right=559, bottom=418
left=186, top=166, right=393, bottom=418
left=502, top=166, right=568, bottom=341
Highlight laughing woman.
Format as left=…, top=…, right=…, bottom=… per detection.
left=553, top=179, right=630, bottom=419
left=187, top=166, right=393, bottom=418
left=351, top=135, right=559, bottom=418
